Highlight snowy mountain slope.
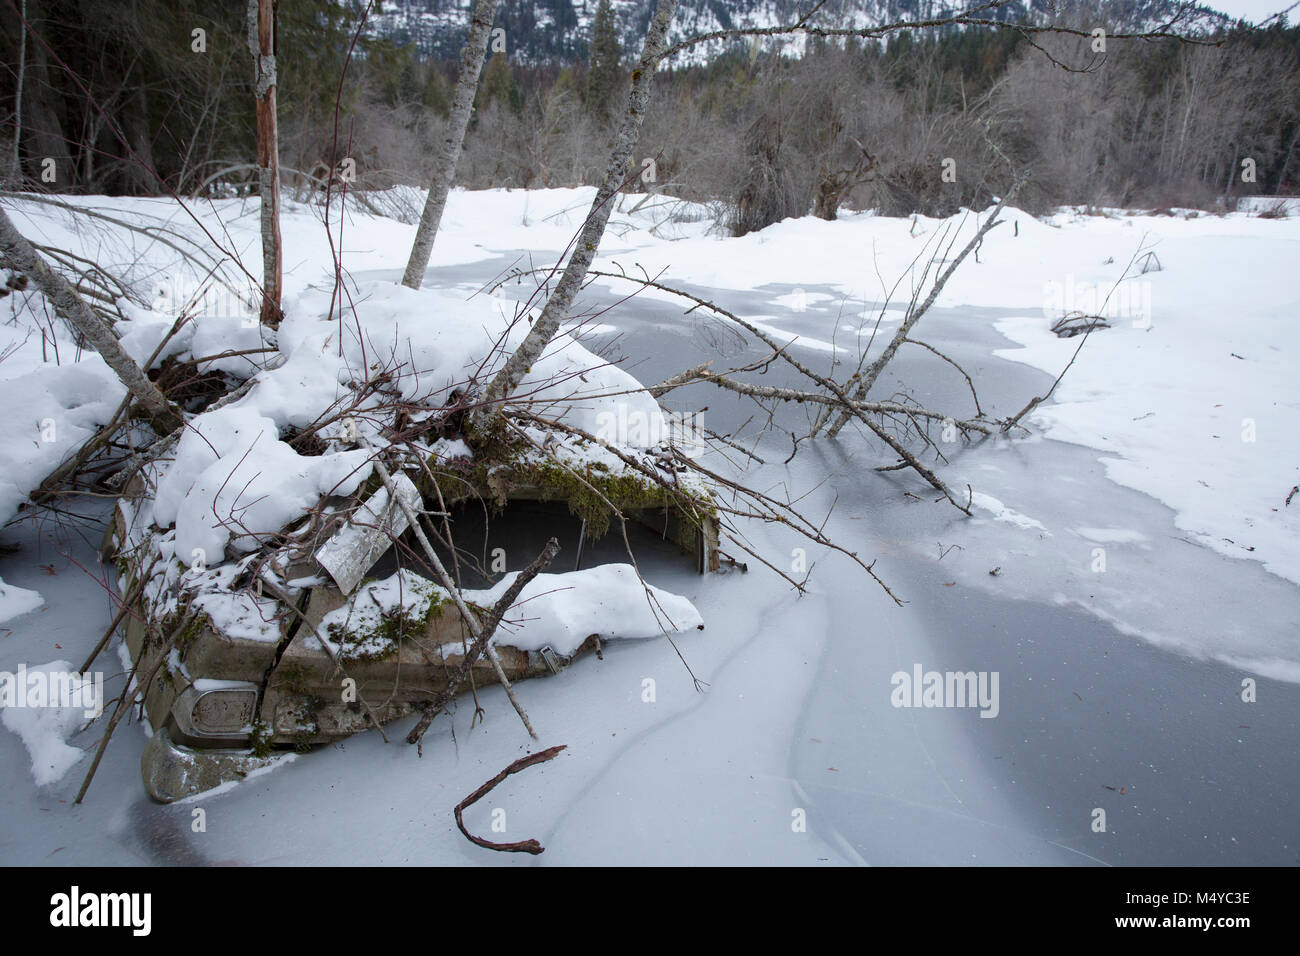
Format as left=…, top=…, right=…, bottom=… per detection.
left=371, top=0, right=1232, bottom=64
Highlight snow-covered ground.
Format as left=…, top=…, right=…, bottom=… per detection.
left=1, top=187, right=1297, bottom=864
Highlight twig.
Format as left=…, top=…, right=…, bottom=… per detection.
left=825, top=188, right=1018, bottom=437
left=77, top=577, right=142, bottom=673
left=454, top=744, right=567, bottom=854
left=75, top=608, right=196, bottom=804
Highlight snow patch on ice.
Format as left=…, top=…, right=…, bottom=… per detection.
left=0, top=575, right=43, bottom=623
left=970, top=492, right=1050, bottom=532
left=0, top=660, right=88, bottom=786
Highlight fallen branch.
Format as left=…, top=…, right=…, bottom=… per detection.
left=77, top=576, right=144, bottom=673
left=75, top=607, right=196, bottom=804
left=658, top=369, right=994, bottom=434
left=454, top=744, right=567, bottom=854
left=406, top=537, right=560, bottom=749
left=824, top=188, right=1017, bottom=438
left=0, top=205, right=182, bottom=432
left=577, top=265, right=987, bottom=504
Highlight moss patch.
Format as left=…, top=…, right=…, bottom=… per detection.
left=430, top=441, right=715, bottom=541
left=323, top=585, right=450, bottom=664
left=249, top=718, right=273, bottom=758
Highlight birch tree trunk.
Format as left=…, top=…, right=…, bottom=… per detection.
left=473, top=0, right=679, bottom=429
left=248, top=0, right=282, bottom=327
left=0, top=206, right=182, bottom=432
left=400, top=0, right=499, bottom=290
left=821, top=195, right=1014, bottom=439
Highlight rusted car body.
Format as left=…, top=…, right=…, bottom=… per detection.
left=107, top=450, right=718, bottom=802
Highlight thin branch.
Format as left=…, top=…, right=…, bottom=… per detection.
left=454, top=744, right=567, bottom=854
left=406, top=537, right=560, bottom=747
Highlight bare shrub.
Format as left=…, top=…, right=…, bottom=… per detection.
left=728, top=112, right=804, bottom=237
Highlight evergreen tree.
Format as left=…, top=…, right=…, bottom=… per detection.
left=479, top=52, right=522, bottom=114
left=584, top=0, right=622, bottom=120
left=423, top=64, right=451, bottom=117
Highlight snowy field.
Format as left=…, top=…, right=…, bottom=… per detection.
left=1, top=187, right=1297, bottom=865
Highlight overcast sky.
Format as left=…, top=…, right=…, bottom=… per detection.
left=1201, top=0, right=1297, bottom=23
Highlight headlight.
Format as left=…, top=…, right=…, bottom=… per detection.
left=171, top=680, right=259, bottom=741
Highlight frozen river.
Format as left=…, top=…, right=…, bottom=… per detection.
left=1, top=246, right=1296, bottom=866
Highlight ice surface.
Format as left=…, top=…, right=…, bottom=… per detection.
left=1, top=189, right=1297, bottom=864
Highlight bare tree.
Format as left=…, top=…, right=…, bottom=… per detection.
left=0, top=206, right=181, bottom=431
left=401, top=0, right=499, bottom=289
left=474, top=0, right=681, bottom=430
left=6, top=0, right=25, bottom=185
left=7, top=0, right=70, bottom=184
left=248, top=0, right=282, bottom=327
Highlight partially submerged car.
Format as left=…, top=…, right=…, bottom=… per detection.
left=101, top=279, right=720, bottom=801
left=107, top=427, right=718, bottom=802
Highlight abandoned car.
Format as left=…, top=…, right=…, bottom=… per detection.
left=101, top=283, right=720, bottom=802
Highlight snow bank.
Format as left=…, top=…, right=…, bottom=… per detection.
left=989, top=216, right=1300, bottom=585
left=284, top=280, right=666, bottom=434
left=142, top=277, right=667, bottom=566
left=0, top=186, right=705, bottom=537
left=152, top=406, right=373, bottom=563
left=0, top=358, right=126, bottom=527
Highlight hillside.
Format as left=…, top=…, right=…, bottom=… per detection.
left=370, top=0, right=1232, bottom=63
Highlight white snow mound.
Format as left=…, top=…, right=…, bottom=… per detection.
left=317, top=564, right=703, bottom=659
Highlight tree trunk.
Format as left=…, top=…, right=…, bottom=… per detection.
left=473, top=0, right=679, bottom=430
left=400, top=0, right=499, bottom=290
left=247, top=0, right=282, bottom=327
left=1272, top=123, right=1300, bottom=194
left=0, top=206, right=182, bottom=433
left=17, top=1, right=71, bottom=186
left=123, top=86, right=155, bottom=195
left=5, top=0, right=26, bottom=185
